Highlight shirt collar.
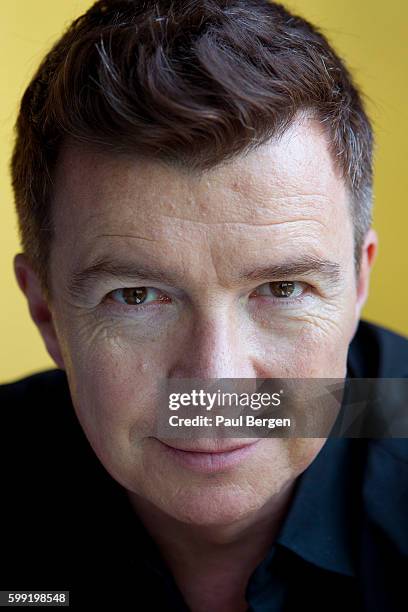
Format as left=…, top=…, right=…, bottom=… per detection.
left=272, top=354, right=362, bottom=577
left=275, top=435, right=362, bottom=577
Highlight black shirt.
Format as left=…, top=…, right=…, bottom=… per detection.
left=1, top=318, right=407, bottom=611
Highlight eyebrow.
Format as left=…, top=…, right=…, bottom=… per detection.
left=66, top=255, right=342, bottom=300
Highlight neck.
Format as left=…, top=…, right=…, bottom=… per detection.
left=127, top=479, right=296, bottom=612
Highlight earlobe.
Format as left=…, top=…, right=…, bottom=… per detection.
left=13, top=253, right=66, bottom=371
left=14, top=253, right=29, bottom=294
left=354, top=228, right=378, bottom=323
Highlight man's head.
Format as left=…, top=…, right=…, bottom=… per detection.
left=11, top=0, right=377, bottom=525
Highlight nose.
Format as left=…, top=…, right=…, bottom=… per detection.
left=167, top=306, right=263, bottom=379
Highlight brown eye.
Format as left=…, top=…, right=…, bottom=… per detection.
left=250, top=280, right=307, bottom=301
left=121, top=287, right=148, bottom=304
left=109, top=286, right=172, bottom=307
left=269, top=281, right=295, bottom=298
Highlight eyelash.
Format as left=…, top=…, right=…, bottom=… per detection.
left=103, top=281, right=312, bottom=313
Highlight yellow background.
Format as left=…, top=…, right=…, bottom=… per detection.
left=1, top=1, right=407, bottom=383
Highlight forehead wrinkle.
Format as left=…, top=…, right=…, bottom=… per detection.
left=151, top=215, right=330, bottom=230
left=97, top=233, right=158, bottom=242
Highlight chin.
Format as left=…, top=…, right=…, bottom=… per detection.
left=151, top=481, right=270, bottom=527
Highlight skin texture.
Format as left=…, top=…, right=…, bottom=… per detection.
left=14, top=115, right=377, bottom=612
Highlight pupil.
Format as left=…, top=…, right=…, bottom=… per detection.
left=272, top=281, right=294, bottom=297
left=123, top=287, right=147, bottom=304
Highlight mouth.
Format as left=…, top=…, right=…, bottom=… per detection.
left=155, top=439, right=261, bottom=473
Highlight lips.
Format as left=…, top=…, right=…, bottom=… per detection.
left=155, top=438, right=261, bottom=473
left=158, top=440, right=258, bottom=453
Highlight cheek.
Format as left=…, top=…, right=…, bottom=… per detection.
left=255, top=306, right=356, bottom=377
left=290, top=324, right=352, bottom=377
left=244, top=438, right=326, bottom=489
left=63, top=327, right=167, bottom=459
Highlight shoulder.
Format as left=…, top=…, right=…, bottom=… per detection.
left=348, top=318, right=408, bottom=377
left=356, top=437, right=408, bottom=609
left=0, top=366, right=118, bottom=516
left=0, top=367, right=71, bottom=405
left=346, top=320, right=408, bottom=555
left=362, top=439, right=408, bottom=555
left=0, top=368, right=74, bottom=434
left=0, top=368, right=126, bottom=590
left=0, top=368, right=92, bottom=473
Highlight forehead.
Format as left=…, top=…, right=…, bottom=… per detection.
left=51, top=117, right=350, bottom=267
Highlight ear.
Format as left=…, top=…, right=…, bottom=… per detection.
left=354, top=227, right=378, bottom=327
left=13, top=253, right=66, bottom=371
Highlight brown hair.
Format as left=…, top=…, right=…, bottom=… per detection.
left=10, top=0, right=374, bottom=301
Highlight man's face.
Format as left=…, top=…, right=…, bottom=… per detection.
left=21, top=117, right=374, bottom=525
